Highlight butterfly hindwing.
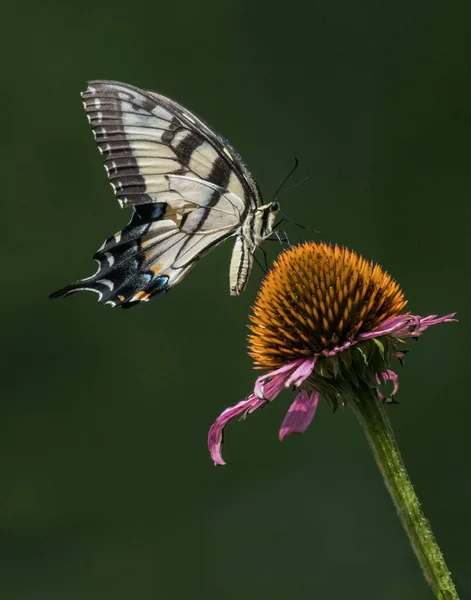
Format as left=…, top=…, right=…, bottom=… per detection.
left=50, top=178, right=245, bottom=307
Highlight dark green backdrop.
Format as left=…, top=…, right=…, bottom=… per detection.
left=1, top=0, right=469, bottom=598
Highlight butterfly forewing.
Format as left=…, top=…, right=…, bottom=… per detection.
left=50, top=80, right=272, bottom=308
left=82, top=81, right=259, bottom=209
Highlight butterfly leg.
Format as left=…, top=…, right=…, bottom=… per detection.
left=253, top=251, right=268, bottom=275
left=275, top=230, right=291, bottom=247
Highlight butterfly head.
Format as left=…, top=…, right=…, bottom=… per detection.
left=255, top=200, right=280, bottom=243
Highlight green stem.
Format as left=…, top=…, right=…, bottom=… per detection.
left=350, top=385, right=459, bottom=600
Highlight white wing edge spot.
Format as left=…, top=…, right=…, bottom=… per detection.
left=74, top=287, right=103, bottom=301
left=104, top=252, right=114, bottom=267
left=81, top=259, right=101, bottom=281
left=96, top=278, right=114, bottom=291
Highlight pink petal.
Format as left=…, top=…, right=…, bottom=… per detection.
left=284, top=357, right=316, bottom=388
left=359, top=315, right=413, bottom=339
left=359, top=313, right=456, bottom=341
left=382, top=370, right=399, bottom=395
left=279, top=390, right=319, bottom=441
left=414, top=313, right=457, bottom=334
left=255, top=373, right=286, bottom=401
left=254, top=358, right=309, bottom=400
left=322, top=341, right=353, bottom=357
left=208, top=395, right=266, bottom=465
left=376, top=369, right=399, bottom=401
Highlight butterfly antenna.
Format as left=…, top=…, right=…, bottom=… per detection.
left=273, top=158, right=317, bottom=233
left=280, top=212, right=320, bottom=234
left=282, top=174, right=310, bottom=193
left=273, top=158, right=299, bottom=201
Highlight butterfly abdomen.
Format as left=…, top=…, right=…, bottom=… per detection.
left=229, top=235, right=254, bottom=295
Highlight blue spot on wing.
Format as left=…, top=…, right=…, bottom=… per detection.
left=120, top=274, right=170, bottom=309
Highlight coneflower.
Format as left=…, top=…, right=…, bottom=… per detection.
left=208, top=241, right=458, bottom=599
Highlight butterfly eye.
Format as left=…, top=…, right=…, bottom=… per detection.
left=270, top=201, right=280, bottom=212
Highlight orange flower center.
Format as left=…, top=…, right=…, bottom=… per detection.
left=248, top=242, right=407, bottom=369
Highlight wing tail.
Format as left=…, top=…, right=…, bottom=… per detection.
left=49, top=203, right=175, bottom=307
left=49, top=273, right=171, bottom=308
left=49, top=202, right=210, bottom=307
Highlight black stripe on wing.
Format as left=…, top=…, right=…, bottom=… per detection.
left=180, top=156, right=231, bottom=229
left=81, top=81, right=261, bottom=211
left=144, top=86, right=262, bottom=208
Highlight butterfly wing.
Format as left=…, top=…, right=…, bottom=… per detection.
left=51, top=177, right=246, bottom=307
left=50, top=80, right=261, bottom=307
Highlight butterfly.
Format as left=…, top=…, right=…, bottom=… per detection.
left=50, top=80, right=280, bottom=308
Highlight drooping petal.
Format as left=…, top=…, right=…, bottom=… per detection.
left=284, top=357, right=316, bottom=388
left=254, top=358, right=309, bottom=400
left=208, top=394, right=266, bottom=465
left=359, top=313, right=456, bottom=341
left=260, top=376, right=287, bottom=401
left=279, top=390, right=320, bottom=441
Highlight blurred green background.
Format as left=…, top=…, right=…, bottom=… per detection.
left=1, top=0, right=469, bottom=598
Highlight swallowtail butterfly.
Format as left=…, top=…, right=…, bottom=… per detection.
left=50, top=80, right=280, bottom=308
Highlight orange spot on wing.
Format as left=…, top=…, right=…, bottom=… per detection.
left=149, top=263, right=165, bottom=275
left=133, top=291, right=150, bottom=300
